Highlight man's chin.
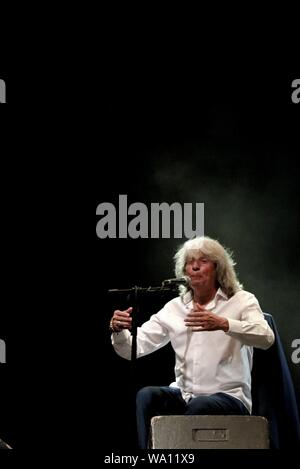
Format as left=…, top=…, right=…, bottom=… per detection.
left=190, top=279, right=203, bottom=286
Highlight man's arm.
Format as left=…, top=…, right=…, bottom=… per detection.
left=111, top=310, right=170, bottom=360
left=225, top=312, right=275, bottom=350
left=184, top=295, right=275, bottom=350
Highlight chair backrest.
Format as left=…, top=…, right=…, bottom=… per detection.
left=251, top=313, right=300, bottom=448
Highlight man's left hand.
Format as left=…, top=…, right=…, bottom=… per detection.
left=184, top=302, right=229, bottom=332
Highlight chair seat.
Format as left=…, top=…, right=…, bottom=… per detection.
left=150, top=415, right=269, bottom=449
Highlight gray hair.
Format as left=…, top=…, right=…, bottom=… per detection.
left=174, top=236, right=243, bottom=298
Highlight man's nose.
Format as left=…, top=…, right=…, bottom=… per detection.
left=192, top=261, right=200, bottom=270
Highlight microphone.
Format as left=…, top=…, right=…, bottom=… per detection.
left=162, top=277, right=189, bottom=286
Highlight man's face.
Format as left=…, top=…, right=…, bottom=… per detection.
left=185, top=250, right=217, bottom=291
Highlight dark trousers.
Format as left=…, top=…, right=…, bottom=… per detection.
left=136, top=386, right=249, bottom=449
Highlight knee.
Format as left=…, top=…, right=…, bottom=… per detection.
left=136, top=386, right=161, bottom=407
left=184, top=396, right=211, bottom=415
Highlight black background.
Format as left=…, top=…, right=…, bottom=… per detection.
left=0, top=52, right=299, bottom=462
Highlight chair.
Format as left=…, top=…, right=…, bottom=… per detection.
left=251, top=313, right=300, bottom=448
left=151, top=415, right=269, bottom=449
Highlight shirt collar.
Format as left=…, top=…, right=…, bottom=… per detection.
left=216, top=287, right=228, bottom=300
left=182, top=287, right=228, bottom=307
left=206, top=287, right=228, bottom=309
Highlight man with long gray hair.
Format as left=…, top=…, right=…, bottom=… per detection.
left=110, top=236, right=275, bottom=448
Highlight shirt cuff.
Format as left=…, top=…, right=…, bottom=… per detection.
left=111, top=329, right=130, bottom=344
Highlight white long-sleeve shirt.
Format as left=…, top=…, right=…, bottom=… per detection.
left=112, top=289, right=275, bottom=413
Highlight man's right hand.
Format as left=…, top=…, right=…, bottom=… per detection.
left=110, top=307, right=133, bottom=333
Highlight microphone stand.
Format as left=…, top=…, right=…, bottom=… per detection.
left=108, top=284, right=180, bottom=362
left=131, top=286, right=138, bottom=363
left=108, top=281, right=185, bottom=448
